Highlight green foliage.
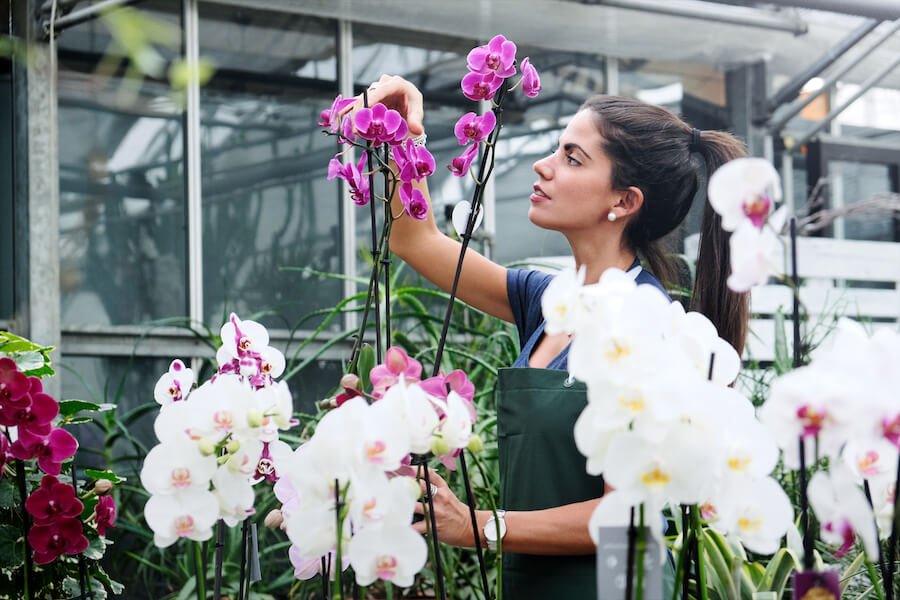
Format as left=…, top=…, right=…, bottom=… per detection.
left=0, top=331, right=54, bottom=377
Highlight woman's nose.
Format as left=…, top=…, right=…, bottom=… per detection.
left=533, top=154, right=552, bottom=179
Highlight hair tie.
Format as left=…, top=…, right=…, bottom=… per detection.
left=689, top=128, right=703, bottom=153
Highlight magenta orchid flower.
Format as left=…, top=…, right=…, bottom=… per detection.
left=0, top=432, right=8, bottom=476
left=9, top=428, right=78, bottom=476
left=369, top=347, right=423, bottom=397
left=391, top=139, right=436, bottom=183
left=28, top=517, right=89, bottom=565
left=94, top=495, right=117, bottom=537
left=328, top=153, right=371, bottom=206
left=0, top=388, right=58, bottom=436
left=317, top=94, right=356, bottom=132
left=461, top=72, right=503, bottom=102
left=454, top=111, right=496, bottom=146
left=25, top=475, right=83, bottom=525
left=353, top=103, right=408, bottom=145
left=420, top=370, right=477, bottom=422
left=0, top=357, right=31, bottom=409
left=466, top=34, right=517, bottom=78
left=399, top=183, right=429, bottom=221
left=448, top=144, right=479, bottom=178
left=520, top=57, right=541, bottom=98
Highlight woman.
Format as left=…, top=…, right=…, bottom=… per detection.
left=356, top=75, right=749, bottom=597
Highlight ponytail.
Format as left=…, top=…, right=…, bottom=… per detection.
left=690, top=131, right=750, bottom=354
left=580, top=97, right=750, bottom=355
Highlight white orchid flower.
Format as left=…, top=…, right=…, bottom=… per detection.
left=808, top=464, right=879, bottom=559
left=380, top=380, right=440, bottom=455
left=665, top=302, right=741, bottom=385
left=437, top=391, right=474, bottom=450
left=587, top=492, right=666, bottom=563
left=712, top=476, right=793, bottom=555
left=181, top=375, right=257, bottom=444
left=726, top=206, right=787, bottom=292
left=254, top=380, right=294, bottom=432
left=140, top=439, right=217, bottom=495
left=145, top=490, right=219, bottom=548
left=348, top=472, right=419, bottom=530
left=347, top=521, right=427, bottom=587
left=284, top=502, right=350, bottom=561
left=153, top=359, right=195, bottom=405
left=759, top=366, right=857, bottom=469
left=358, top=393, right=413, bottom=472
left=603, top=426, right=716, bottom=507
left=217, top=313, right=270, bottom=365
left=708, top=157, right=782, bottom=232
left=541, top=266, right=586, bottom=335
left=212, top=465, right=256, bottom=526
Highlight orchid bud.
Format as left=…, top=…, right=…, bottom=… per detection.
left=264, top=509, right=284, bottom=529
left=92, top=479, right=114, bottom=496
left=226, top=439, right=241, bottom=454
left=217, top=454, right=231, bottom=465
left=430, top=436, right=450, bottom=457
left=247, top=408, right=264, bottom=428
left=386, top=347, right=407, bottom=374
left=340, top=373, right=361, bottom=391
left=197, top=438, right=217, bottom=456
left=466, top=434, right=484, bottom=454
left=319, top=397, right=337, bottom=411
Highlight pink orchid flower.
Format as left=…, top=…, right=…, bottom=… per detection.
left=520, top=57, right=542, bottom=98
left=328, top=153, right=371, bottom=206
left=448, top=144, right=479, bottom=178
left=9, top=428, right=78, bottom=476
left=461, top=72, right=503, bottom=102
left=399, top=183, right=429, bottom=221
left=420, top=370, right=476, bottom=423
left=454, top=111, right=496, bottom=146
left=369, top=347, right=423, bottom=397
left=391, top=138, right=436, bottom=184
left=466, top=34, right=517, bottom=78
left=28, top=517, right=89, bottom=565
left=25, top=475, right=83, bottom=525
left=353, top=103, right=408, bottom=145
left=317, top=94, right=356, bottom=132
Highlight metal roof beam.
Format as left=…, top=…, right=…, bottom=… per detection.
left=587, top=0, right=808, bottom=34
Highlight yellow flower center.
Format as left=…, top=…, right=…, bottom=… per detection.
left=737, top=515, right=762, bottom=534
left=640, top=466, right=671, bottom=487
left=604, top=339, right=631, bottom=362
left=375, top=555, right=398, bottom=579
left=213, top=410, right=234, bottom=432
left=364, top=440, right=387, bottom=463
left=727, top=456, right=752, bottom=472
left=618, top=393, right=645, bottom=414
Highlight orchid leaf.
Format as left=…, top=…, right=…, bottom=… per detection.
left=759, top=547, right=799, bottom=596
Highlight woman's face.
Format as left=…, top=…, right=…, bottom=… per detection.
left=529, top=110, right=619, bottom=233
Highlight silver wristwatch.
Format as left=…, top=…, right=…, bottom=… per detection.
left=484, top=510, right=507, bottom=551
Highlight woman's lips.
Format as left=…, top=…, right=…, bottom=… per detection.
left=531, top=184, right=550, bottom=202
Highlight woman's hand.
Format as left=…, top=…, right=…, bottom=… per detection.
left=413, top=469, right=483, bottom=548
left=345, top=74, right=426, bottom=136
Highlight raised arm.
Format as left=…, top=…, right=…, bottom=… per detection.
left=351, top=76, right=514, bottom=323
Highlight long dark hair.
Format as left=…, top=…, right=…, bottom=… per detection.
left=580, top=96, right=750, bottom=354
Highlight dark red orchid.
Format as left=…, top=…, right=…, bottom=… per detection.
left=0, top=390, right=59, bottom=435
left=9, top=428, right=78, bottom=476
left=94, top=495, right=117, bottom=537
left=0, top=357, right=31, bottom=410
left=25, top=475, right=83, bottom=525
left=27, top=517, right=89, bottom=565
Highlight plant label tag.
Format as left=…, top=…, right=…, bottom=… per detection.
left=596, top=526, right=663, bottom=599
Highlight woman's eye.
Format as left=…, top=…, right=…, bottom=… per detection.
left=565, top=154, right=581, bottom=166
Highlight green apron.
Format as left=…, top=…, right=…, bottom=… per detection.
left=497, top=367, right=601, bottom=599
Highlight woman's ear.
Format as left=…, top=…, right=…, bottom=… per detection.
left=616, top=186, right=644, bottom=218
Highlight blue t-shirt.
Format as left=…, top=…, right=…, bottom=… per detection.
left=506, top=261, right=669, bottom=370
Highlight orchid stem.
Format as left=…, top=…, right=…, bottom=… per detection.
left=691, top=505, right=709, bottom=600
left=14, top=458, right=32, bottom=600
left=636, top=505, right=646, bottom=600
left=626, top=506, right=636, bottom=600
left=193, top=541, right=206, bottom=600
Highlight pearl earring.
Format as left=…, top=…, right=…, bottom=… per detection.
left=607, top=211, right=617, bottom=222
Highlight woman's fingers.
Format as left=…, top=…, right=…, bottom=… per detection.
left=342, top=75, right=425, bottom=135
